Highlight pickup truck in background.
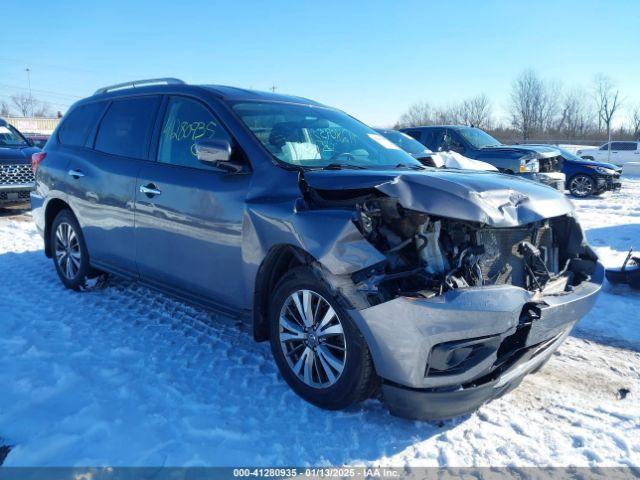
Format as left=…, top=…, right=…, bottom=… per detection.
left=400, top=125, right=566, bottom=190
left=577, top=141, right=640, bottom=166
left=0, top=118, right=39, bottom=206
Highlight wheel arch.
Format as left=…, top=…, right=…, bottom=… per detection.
left=252, top=244, right=317, bottom=342
left=43, top=198, right=74, bottom=258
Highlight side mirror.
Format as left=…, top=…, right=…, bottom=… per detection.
left=195, top=139, right=245, bottom=173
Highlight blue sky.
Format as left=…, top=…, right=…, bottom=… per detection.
left=1, top=0, right=638, bottom=126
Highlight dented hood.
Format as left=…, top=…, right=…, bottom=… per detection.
left=303, top=169, right=574, bottom=227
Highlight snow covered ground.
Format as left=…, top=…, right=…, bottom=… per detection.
left=0, top=180, right=639, bottom=468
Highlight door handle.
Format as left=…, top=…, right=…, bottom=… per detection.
left=140, top=183, right=161, bottom=197
left=67, top=169, right=85, bottom=178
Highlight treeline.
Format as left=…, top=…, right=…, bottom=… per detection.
left=396, top=69, right=640, bottom=144
left=1, top=93, right=55, bottom=118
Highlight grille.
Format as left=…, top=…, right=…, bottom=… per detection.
left=0, top=164, right=35, bottom=185
left=539, top=155, right=563, bottom=173
left=475, top=226, right=554, bottom=287
left=0, top=190, right=30, bottom=202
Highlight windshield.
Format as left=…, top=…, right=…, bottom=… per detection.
left=375, top=129, right=431, bottom=156
left=0, top=124, right=29, bottom=148
left=556, top=147, right=586, bottom=162
left=457, top=127, right=501, bottom=149
left=232, top=102, right=423, bottom=169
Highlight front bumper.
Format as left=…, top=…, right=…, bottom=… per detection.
left=0, top=182, right=35, bottom=205
left=350, top=261, right=603, bottom=420
left=589, top=174, right=622, bottom=193
left=522, top=172, right=566, bottom=191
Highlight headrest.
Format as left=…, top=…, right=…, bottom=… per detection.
left=269, top=122, right=304, bottom=148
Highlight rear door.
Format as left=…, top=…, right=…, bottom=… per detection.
left=618, top=141, right=639, bottom=164
left=134, top=95, right=251, bottom=309
left=68, top=95, right=161, bottom=274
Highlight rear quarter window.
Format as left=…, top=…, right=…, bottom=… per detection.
left=58, top=102, right=107, bottom=146
left=94, top=96, right=160, bottom=159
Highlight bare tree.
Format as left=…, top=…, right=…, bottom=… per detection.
left=33, top=101, right=53, bottom=117
left=459, top=94, right=492, bottom=129
left=433, top=103, right=461, bottom=125
left=0, top=101, right=10, bottom=116
left=593, top=74, right=621, bottom=142
left=555, top=88, right=594, bottom=138
left=397, top=101, right=434, bottom=127
left=10, top=93, right=33, bottom=117
left=631, top=104, right=640, bottom=139
left=509, top=69, right=558, bottom=141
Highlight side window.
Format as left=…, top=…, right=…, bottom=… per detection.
left=157, top=96, right=231, bottom=169
left=599, top=143, right=610, bottom=151
left=434, top=129, right=448, bottom=150
left=422, top=130, right=437, bottom=150
left=404, top=130, right=422, bottom=141
left=58, top=102, right=106, bottom=146
left=94, top=96, right=160, bottom=159
left=448, top=132, right=465, bottom=152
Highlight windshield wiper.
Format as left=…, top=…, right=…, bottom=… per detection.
left=394, top=163, right=424, bottom=170
left=318, top=163, right=367, bottom=170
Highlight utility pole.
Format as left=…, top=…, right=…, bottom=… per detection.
left=270, top=84, right=277, bottom=93
left=25, top=67, right=32, bottom=117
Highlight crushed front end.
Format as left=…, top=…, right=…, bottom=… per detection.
left=344, top=199, right=602, bottom=419
left=298, top=170, right=602, bottom=420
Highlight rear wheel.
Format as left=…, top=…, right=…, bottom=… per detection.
left=568, top=174, right=596, bottom=197
left=269, top=266, right=378, bottom=410
left=51, top=209, right=105, bottom=290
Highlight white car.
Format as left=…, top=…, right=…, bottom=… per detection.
left=577, top=141, right=640, bottom=166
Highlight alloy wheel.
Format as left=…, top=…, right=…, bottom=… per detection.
left=570, top=175, right=593, bottom=197
left=278, top=289, right=347, bottom=388
left=54, top=222, right=82, bottom=280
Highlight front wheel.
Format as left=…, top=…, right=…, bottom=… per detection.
left=269, top=266, right=378, bottom=410
left=568, top=174, right=596, bottom=197
left=51, top=209, right=105, bottom=290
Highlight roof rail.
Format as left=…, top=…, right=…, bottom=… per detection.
left=94, top=78, right=186, bottom=95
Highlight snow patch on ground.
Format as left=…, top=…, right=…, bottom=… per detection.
left=0, top=182, right=638, bottom=467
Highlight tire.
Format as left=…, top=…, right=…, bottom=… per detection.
left=50, top=209, right=104, bottom=291
left=269, top=266, right=378, bottom=410
left=568, top=174, right=596, bottom=198
left=581, top=156, right=595, bottom=161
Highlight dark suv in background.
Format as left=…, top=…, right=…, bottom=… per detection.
left=31, top=78, right=602, bottom=420
left=401, top=125, right=565, bottom=190
left=0, top=118, right=39, bottom=206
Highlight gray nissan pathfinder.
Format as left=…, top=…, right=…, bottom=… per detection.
left=31, top=78, right=603, bottom=420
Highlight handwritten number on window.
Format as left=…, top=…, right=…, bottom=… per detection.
left=163, top=119, right=218, bottom=156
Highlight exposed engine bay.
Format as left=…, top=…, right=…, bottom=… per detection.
left=345, top=196, right=596, bottom=305
left=299, top=169, right=598, bottom=308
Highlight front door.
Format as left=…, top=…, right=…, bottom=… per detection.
left=134, top=95, right=251, bottom=309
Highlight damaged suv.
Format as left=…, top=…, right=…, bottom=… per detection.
left=32, top=79, right=603, bottom=420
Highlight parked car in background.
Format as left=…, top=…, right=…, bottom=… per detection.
left=24, top=133, right=51, bottom=149
left=400, top=125, right=565, bottom=190
left=373, top=129, right=442, bottom=167
left=375, top=129, right=496, bottom=171
left=0, top=118, right=39, bottom=206
left=526, top=145, right=622, bottom=197
left=32, top=78, right=602, bottom=420
left=577, top=141, right=640, bottom=166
